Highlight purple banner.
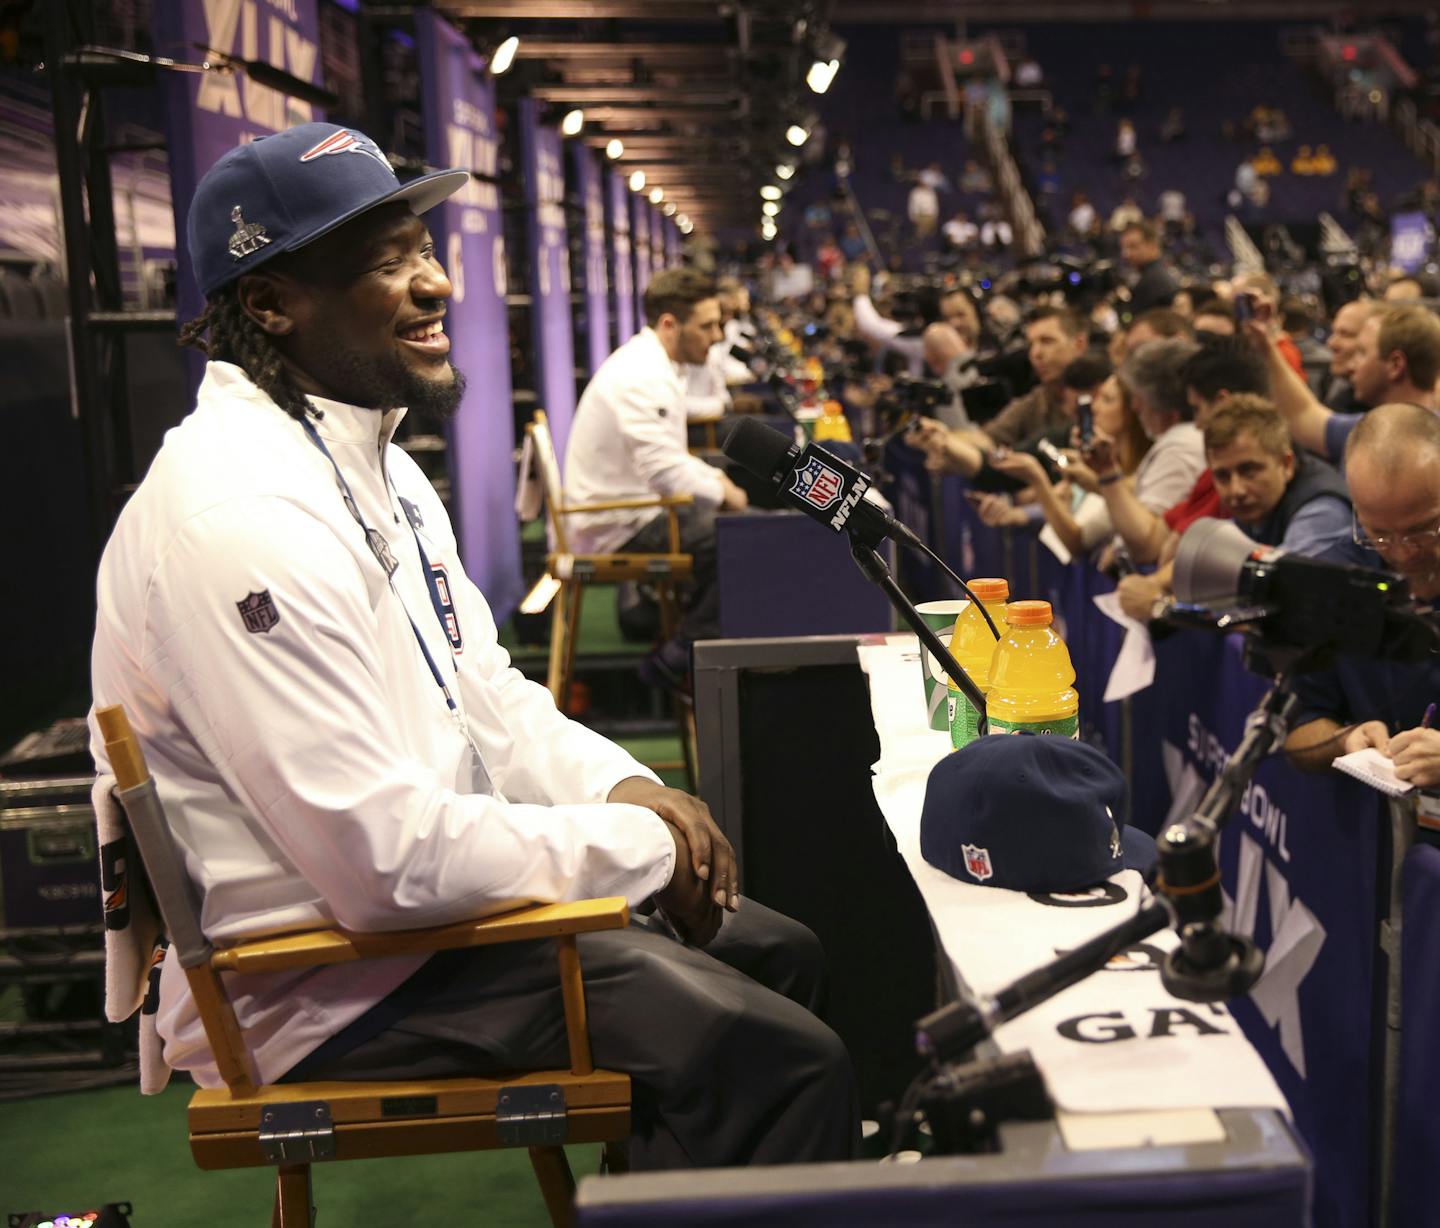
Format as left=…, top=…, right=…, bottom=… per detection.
left=415, top=11, right=523, bottom=619
left=606, top=169, right=635, bottom=343
left=632, top=193, right=652, bottom=313
left=571, top=144, right=610, bottom=375
left=152, top=0, right=323, bottom=370
left=663, top=218, right=680, bottom=265
left=518, top=100, right=577, bottom=459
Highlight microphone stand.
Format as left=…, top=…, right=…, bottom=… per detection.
left=848, top=536, right=989, bottom=722
left=915, top=671, right=1294, bottom=1065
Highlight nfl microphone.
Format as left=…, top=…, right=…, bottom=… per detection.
left=723, top=418, right=925, bottom=552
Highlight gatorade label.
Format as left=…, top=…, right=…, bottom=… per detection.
left=987, top=715, right=1080, bottom=739
left=948, top=691, right=984, bottom=749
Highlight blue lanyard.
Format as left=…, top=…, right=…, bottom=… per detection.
left=300, top=417, right=459, bottom=715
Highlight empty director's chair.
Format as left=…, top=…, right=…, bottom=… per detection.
left=95, top=704, right=632, bottom=1228
left=518, top=410, right=694, bottom=718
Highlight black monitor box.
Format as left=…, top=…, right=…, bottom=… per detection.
left=694, top=635, right=936, bottom=1114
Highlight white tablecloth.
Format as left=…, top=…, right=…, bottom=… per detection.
left=857, top=634, right=1288, bottom=1117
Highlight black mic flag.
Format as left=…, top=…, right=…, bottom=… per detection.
left=723, top=418, right=923, bottom=550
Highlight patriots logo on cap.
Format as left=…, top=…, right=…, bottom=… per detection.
left=789, top=456, right=845, bottom=510
left=962, top=842, right=994, bottom=881
left=228, top=206, right=271, bottom=261
left=299, top=129, right=393, bottom=171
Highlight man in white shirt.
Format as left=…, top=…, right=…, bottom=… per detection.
left=565, top=269, right=749, bottom=689
left=89, top=123, right=856, bottom=1171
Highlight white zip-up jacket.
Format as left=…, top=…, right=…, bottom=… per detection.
left=563, top=327, right=726, bottom=553
left=89, top=362, right=675, bottom=1087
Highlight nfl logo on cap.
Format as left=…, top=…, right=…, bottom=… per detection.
left=962, top=843, right=994, bottom=881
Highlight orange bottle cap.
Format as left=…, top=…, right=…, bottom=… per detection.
left=967, top=578, right=1010, bottom=602
left=1006, top=600, right=1053, bottom=627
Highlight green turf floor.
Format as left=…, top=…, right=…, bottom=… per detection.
left=8, top=1078, right=602, bottom=1226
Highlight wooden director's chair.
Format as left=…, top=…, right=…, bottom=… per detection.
left=688, top=412, right=725, bottom=454
left=96, top=704, right=632, bottom=1228
left=519, top=410, right=695, bottom=780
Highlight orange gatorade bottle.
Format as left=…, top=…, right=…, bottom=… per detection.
left=985, top=600, right=1080, bottom=738
left=945, top=578, right=1009, bottom=749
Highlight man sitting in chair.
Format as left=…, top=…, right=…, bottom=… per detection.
left=88, top=124, right=856, bottom=1170
left=564, top=269, right=751, bottom=692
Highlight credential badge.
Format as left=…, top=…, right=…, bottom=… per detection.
left=228, top=206, right=272, bottom=261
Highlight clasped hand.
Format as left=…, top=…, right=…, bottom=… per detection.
left=608, top=777, right=739, bottom=947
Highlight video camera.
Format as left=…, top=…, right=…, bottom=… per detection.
left=1169, top=520, right=1440, bottom=674
left=875, top=373, right=951, bottom=421
left=1008, top=257, right=1120, bottom=309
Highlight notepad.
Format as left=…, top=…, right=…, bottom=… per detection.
left=1333, top=747, right=1414, bottom=796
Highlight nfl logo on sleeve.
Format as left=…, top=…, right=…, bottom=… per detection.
left=962, top=843, right=994, bottom=881
left=789, top=456, right=845, bottom=510
left=237, top=590, right=281, bottom=634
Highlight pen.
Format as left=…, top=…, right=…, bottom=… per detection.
left=1424, top=703, right=1436, bottom=729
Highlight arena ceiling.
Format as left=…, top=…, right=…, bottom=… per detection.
left=436, top=0, right=1435, bottom=230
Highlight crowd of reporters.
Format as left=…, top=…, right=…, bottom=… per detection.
left=714, top=223, right=1440, bottom=791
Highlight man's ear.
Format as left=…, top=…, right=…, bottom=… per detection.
left=236, top=272, right=301, bottom=338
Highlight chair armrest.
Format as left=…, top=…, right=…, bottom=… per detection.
left=559, top=495, right=695, bottom=515
left=688, top=412, right=726, bottom=425
left=210, top=898, right=629, bottom=976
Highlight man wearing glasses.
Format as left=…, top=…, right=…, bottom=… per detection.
left=1285, top=404, right=1440, bottom=787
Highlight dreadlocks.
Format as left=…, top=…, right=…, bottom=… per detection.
left=177, top=283, right=313, bottom=421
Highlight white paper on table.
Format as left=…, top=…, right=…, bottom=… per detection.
left=1092, top=590, right=1156, bottom=701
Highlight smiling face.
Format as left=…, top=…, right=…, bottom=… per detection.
left=246, top=202, right=462, bottom=417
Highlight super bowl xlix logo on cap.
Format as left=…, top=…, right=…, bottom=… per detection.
left=299, top=129, right=393, bottom=171
left=962, top=842, right=993, bottom=881
left=228, top=206, right=271, bottom=261
left=790, top=456, right=845, bottom=510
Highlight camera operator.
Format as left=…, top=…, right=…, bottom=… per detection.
left=1284, top=404, right=1440, bottom=786
left=909, top=306, right=1090, bottom=472
left=849, top=265, right=980, bottom=378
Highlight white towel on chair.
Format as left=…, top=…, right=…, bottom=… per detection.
left=94, top=774, right=171, bottom=1093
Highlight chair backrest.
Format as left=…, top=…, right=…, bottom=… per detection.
left=96, top=704, right=259, bottom=1095
left=527, top=409, right=569, bottom=554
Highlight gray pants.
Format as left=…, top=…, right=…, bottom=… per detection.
left=619, top=502, right=719, bottom=663
left=284, top=899, right=859, bottom=1170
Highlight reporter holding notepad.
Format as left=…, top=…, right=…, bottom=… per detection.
left=1284, top=406, right=1440, bottom=787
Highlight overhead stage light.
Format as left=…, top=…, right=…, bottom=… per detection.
left=629, top=169, right=646, bottom=192
left=663, top=202, right=677, bottom=216
left=760, top=185, right=782, bottom=201
left=762, top=201, right=780, bottom=217
left=785, top=124, right=810, bottom=147
left=776, top=163, right=795, bottom=180
left=490, top=36, right=519, bottom=76
left=561, top=109, right=584, bottom=136
left=649, top=186, right=664, bottom=203
left=806, top=59, right=840, bottom=94
left=606, top=138, right=624, bottom=159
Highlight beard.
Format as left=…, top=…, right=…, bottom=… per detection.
left=299, top=310, right=468, bottom=422
left=339, top=348, right=467, bottom=422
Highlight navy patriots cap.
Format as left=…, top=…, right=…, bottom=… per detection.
left=920, top=734, right=1157, bottom=893
left=187, top=122, right=469, bottom=298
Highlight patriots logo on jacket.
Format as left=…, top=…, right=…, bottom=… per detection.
left=298, top=129, right=392, bottom=171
